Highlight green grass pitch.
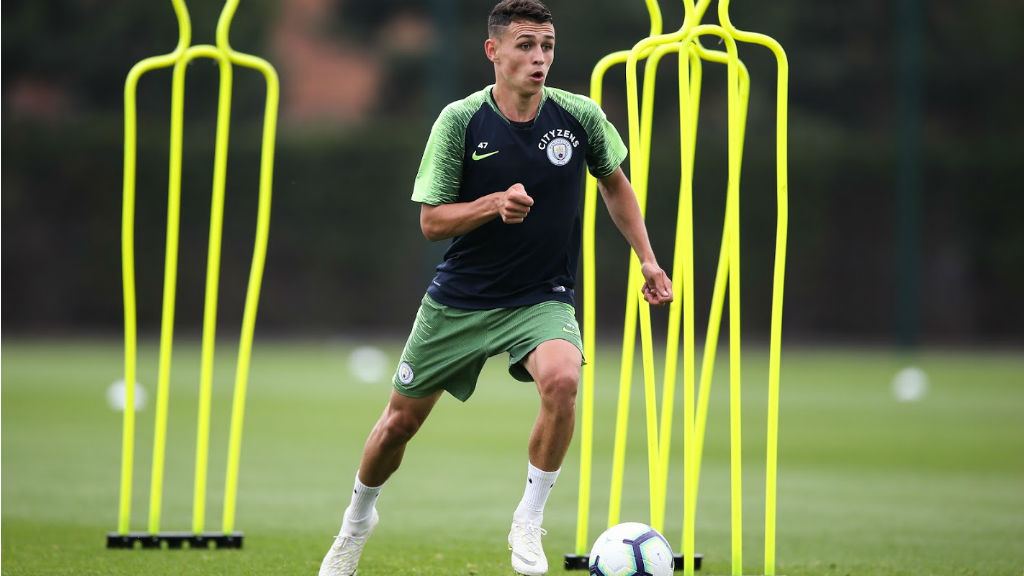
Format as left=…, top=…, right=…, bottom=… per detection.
left=2, top=338, right=1023, bottom=575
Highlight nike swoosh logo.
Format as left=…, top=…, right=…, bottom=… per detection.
left=510, top=551, right=538, bottom=566
left=471, top=150, right=500, bottom=161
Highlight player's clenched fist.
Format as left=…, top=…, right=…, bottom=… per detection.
left=498, top=183, right=534, bottom=224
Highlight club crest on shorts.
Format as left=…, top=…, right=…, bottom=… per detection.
left=396, top=361, right=415, bottom=385
left=546, top=137, right=573, bottom=166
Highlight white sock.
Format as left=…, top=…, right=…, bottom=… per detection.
left=344, top=472, right=381, bottom=526
left=514, top=462, right=560, bottom=524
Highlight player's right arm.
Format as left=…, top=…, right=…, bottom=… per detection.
left=415, top=90, right=525, bottom=241
left=420, top=184, right=534, bottom=241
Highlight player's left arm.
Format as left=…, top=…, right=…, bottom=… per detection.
left=597, top=167, right=673, bottom=306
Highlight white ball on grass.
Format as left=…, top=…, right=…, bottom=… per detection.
left=589, top=522, right=674, bottom=576
left=892, top=366, right=928, bottom=402
left=348, top=345, right=389, bottom=383
left=107, top=379, right=147, bottom=411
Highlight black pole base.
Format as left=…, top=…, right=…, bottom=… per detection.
left=565, top=553, right=703, bottom=571
left=106, top=531, right=244, bottom=549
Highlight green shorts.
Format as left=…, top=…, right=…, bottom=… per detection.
left=392, top=294, right=584, bottom=401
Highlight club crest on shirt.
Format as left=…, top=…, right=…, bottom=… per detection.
left=545, top=137, right=573, bottom=166
left=538, top=129, right=578, bottom=167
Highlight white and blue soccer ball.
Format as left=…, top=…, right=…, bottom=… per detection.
left=588, top=522, right=675, bottom=576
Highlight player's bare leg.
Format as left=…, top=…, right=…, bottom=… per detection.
left=508, top=338, right=583, bottom=576
left=319, top=390, right=442, bottom=576
left=359, top=389, right=443, bottom=486
left=525, top=338, right=582, bottom=471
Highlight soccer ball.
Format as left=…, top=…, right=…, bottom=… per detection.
left=588, top=522, right=675, bottom=576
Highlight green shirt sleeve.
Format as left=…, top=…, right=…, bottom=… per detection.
left=545, top=88, right=628, bottom=178
left=411, top=90, right=488, bottom=205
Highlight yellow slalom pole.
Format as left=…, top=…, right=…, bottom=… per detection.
left=725, top=36, right=743, bottom=576
left=630, top=0, right=724, bottom=534
left=635, top=39, right=680, bottom=533
left=607, top=291, right=636, bottom=530
left=187, top=43, right=234, bottom=536
left=675, top=23, right=743, bottom=576
left=649, top=0, right=720, bottom=536
left=718, top=3, right=789, bottom=573
left=632, top=0, right=725, bottom=541
left=685, top=39, right=752, bottom=576
left=150, top=41, right=234, bottom=537
left=655, top=19, right=745, bottom=573
left=148, top=40, right=235, bottom=538
left=602, top=0, right=666, bottom=535
left=119, top=0, right=192, bottom=537
left=684, top=48, right=750, bottom=576
left=147, top=17, right=203, bottom=536
left=115, top=0, right=276, bottom=544
left=689, top=47, right=749, bottom=490
left=637, top=298, right=661, bottom=529
left=676, top=38, right=701, bottom=576
left=659, top=20, right=747, bottom=576
left=577, top=47, right=628, bottom=556
left=626, top=0, right=722, bottom=536
left=636, top=40, right=685, bottom=533
left=647, top=0, right=714, bottom=519
left=618, top=1, right=696, bottom=531
left=216, top=0, right=280, bottom=535
left=652, top=40, right=685, bottom=532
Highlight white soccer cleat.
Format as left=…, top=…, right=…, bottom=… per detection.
left=508, top=519, right=549, bottom=576
left=318, top=508, right=379, bottom=576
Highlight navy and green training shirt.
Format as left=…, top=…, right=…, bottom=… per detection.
left=412, top=85, right=628, bottom=310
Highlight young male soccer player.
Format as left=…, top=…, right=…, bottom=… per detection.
left=318, top=1, right=673, bottom=574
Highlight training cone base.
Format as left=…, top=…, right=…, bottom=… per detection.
left=106, top=531, right=244, bottom=549
left=564, top=553, right=704, bottom=571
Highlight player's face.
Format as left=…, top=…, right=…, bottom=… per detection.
left=487, top=19, right=556, bottom=96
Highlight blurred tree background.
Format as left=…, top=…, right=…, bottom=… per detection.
left=3, top=0, right=1022, bottom=345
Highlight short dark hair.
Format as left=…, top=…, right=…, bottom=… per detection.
left=488, top=0, right=553, bottom=38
